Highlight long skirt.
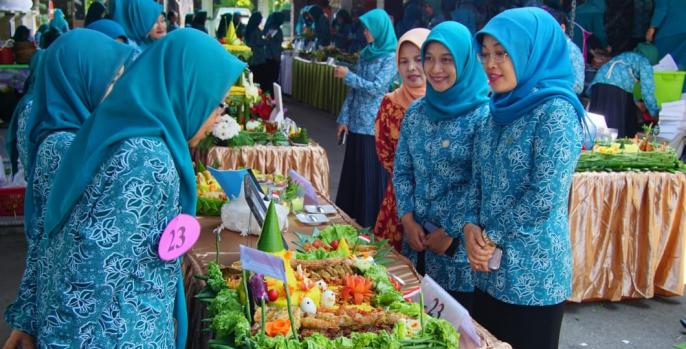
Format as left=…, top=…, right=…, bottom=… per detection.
left=589, top=83, right=639, bottom=138
left=263, top=58, right=281, bottom=96
left=335, top=132, right=387, bottom=228
left=249, top=62, right=269, bottom=95
left=473, top=289, right=564, bottom=349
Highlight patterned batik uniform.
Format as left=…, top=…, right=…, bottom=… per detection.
left=374, top=96, right=409, bottom=251
left=469, top=98, right=582, bottom=306
left=5, top=131, right=73, bottom=336
left=337, top=54, right=397, bottom=135
left=35, top=137, right=181, bottom=348
left=394, top=98, right=489, bottom=292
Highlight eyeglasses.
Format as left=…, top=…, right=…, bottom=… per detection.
left=478, top=52, right=509, bottom=64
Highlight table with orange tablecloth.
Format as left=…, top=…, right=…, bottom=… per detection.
left=182, top=195, right=511, bottom=349
left=568, top=171, right=686, bottom=302
left=205, top=142, right=330, bottom=198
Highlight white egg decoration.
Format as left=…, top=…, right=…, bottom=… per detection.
left=321, top=290, right=336, bottom=308
left=300, top=297, right=317, bottom=316
left=315, top=280, right=328, bottom=291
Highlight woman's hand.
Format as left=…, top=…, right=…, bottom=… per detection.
left=2, top=330, right=35, bottom=349
left=424, top=228, right=452, bottom=255
left=334, top=66, right=348, bottom=78
left=401, top=213, right=426, bottom=252
left=336, top=124, right=348, bottom=140
left=645, top=27, right=656, bottom=42
left=464, top=223, right=495, bottom=272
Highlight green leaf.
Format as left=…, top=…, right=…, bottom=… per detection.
left=674, top=342, right=686, bottom=349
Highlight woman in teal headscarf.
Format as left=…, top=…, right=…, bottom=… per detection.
left=49, top=9, right=70, bottom=33
left=2, top=29, right=134, bottom=349
left=393, top=21, right=490, bottom=311
left=109, top=0, right=164, bottom=54
left=465, top=8, right=584, bottom=349
left=35, top=28, right=244, bottom=347
left=333, top=9, right=397, bottom=228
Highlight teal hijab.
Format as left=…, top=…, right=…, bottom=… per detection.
left=21, top=29, right=133, bottom=257
left=422, top=21, right=489, bottom=121
left=27, top=29, right=134, bottom=173
left=5, top=50, right=44, bottom=174
left=477, top=7, right=585, bottom=126
left=359, top=9, right=397, bottom=61
left=87, top=19, right=129, bottom=42
left=50, top=9, right=70, bottom=33
left=44, top=28, right=245, bottom=236
left=109, top=0, right=162, bottom=44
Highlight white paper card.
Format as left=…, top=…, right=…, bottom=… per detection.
left=586, top=112, right=608, bottom=130
left=411, top=276, right=481, bottom=348
left=653, top=54, right=679, bottom=72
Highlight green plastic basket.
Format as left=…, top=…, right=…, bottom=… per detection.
left=633, top=71, right=686, bottom=107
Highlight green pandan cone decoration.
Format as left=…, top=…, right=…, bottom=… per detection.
left=257, top=201, right=285, bottom=253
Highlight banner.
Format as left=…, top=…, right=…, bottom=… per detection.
left=239, top=245, right=286, bottom=281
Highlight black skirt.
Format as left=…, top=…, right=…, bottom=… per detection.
left=335, top=132, right=387, bottom=228
left=589, top=83, right=639, bottom=138
left=473, top=289, right=565, bottom=349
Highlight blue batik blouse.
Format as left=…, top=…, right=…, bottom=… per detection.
left=394, top=99, right=489, bottom=292
left=34, top=137, right=181, bottom=347
left=337, top=54, right=397, bottom=135
left=468, top=97, right=582, bottom=306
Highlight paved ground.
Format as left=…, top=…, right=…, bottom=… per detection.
left=1, top=97, right=685, bottom=347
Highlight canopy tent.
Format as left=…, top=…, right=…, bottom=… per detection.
left=1, top=0, right=33, bottom=13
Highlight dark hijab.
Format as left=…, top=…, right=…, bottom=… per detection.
left=245, top=12, right=263, bottom=39
left=84, top=1, right=107, bottom=26
left=13, top=26, right=31, bottom=42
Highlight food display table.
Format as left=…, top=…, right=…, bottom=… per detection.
left=206, top=142, right=331, bottom=197
left=290, top=57, right=348, bottom=115
left=182, top=195, right=511, bottom=349
left=569, top=172, right=686, bottom=302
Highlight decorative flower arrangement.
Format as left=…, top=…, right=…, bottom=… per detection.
left=245, top=119, right=263, bottom=132
left=212, top=114, right=242, bottom=141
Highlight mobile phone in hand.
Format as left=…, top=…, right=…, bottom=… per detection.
left=338, top=131, right=347, bottom=146
left=488, top=247, right=503, bottom=271
left=422, top=221, right=440, bottom=235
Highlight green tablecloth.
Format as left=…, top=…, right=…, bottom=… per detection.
left=291, top=57, right=348, bottom=115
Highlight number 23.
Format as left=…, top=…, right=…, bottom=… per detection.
left=167, top=226, right=186, bottom=252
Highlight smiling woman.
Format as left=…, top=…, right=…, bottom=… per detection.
left=373, top=28, right=430, bottom=252
left=393, top=21, right=490, bottom=313
left=465, top=7, right=586, bottom=349
left=478, top=35, right=516, bottom=93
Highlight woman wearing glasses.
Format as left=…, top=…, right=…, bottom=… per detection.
left=393, top=21, right=489, bottom=311
left=464, top=8, right=584, bottom=349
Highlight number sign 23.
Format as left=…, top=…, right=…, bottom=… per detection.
left=158, top=214, right=201, bottom=261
